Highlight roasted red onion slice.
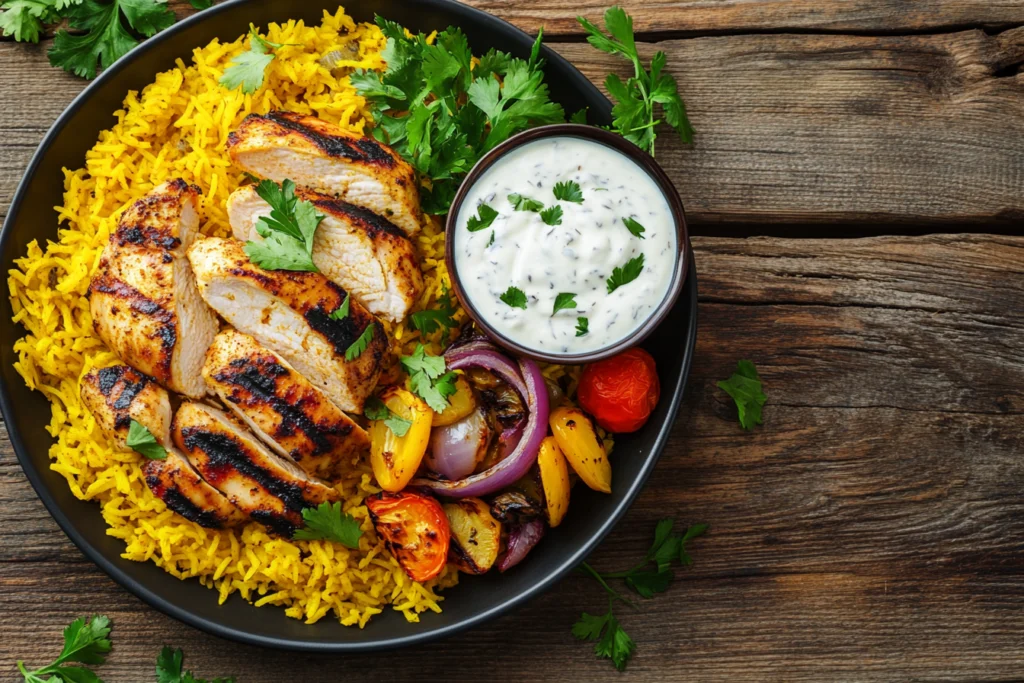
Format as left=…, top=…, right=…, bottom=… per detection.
left=412, top=345, right=549, bottom=497
left=426, top=408, right=490, bottom=480
left=498, top=518, right=546, bottom=572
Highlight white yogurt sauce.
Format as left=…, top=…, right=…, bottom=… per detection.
left=452, top=136, right=677, bottom=355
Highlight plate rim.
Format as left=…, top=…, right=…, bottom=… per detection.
left=0, top=0, right=699, bottom=652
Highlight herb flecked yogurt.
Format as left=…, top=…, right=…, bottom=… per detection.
left=452, top=135, right=678, bottom=355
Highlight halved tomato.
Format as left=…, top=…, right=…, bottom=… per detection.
left=366, top=491, right=450, bottom=583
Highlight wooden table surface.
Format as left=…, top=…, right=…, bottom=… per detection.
left=3, top=1, right=1024, bottom=680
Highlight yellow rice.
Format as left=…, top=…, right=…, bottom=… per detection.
left=6, top=7, right=588, bottom=627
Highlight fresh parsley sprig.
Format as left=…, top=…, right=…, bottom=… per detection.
left=292, top=501, right=363, bottom=549
left=553, top=180, right=584, bottom=203
left=508, top=193, right=544, bottom=212
left=17, top=615, right=112, bottom=683
left=466, top=203, right=499, bottom=232
left=344, top=323, right=376, bottom=362
left=219, top=25, right=293, bottom=94
left=329, top=293, right=351, bottom=321
left=400, top=344, right=457, bottom=413
left=365, top=396, right=413, bottom=437
left=353, top=19, right=564, bottom=215
left=574, top=519, right=708, bottom=670
left=717, top=360, right=767, bottom=430
left=156, top=646, right=236, bottom=683
left=243, top=179, right=324, bottom=272
left=578, top=6, right=694, bottom=156
left=540, top=205, right=563, bottom=226
left=410, top=286, right=459, bottom=342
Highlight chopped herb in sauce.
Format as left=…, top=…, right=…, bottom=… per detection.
left=500, top=285, right=528, bottom=309
left=606, top=253, right=645, bottom=294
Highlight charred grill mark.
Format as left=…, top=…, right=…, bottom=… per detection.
left=310, top=196, right=406, bottom=240
left=114, top=225, right=181, bottom=251
left=304, top=304, right=363, bottom=356
left=146, top=470, right=227, bottom=529
left=263, top=111, right=396, bottom=167
left=250, top=509, right=298, bottom=537
left=89, top=274, right=177, bottom=377
left=213, top=357, right=344, bottom=455
left=179, top=427, right=308, bottom=515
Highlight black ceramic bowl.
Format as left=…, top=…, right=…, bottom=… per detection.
left=0, top=0, right=698, bottom=652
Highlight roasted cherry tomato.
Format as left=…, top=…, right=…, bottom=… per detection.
left=366, top=491, right=450, bottom=582
left=577, top=348, right=660, bottom=433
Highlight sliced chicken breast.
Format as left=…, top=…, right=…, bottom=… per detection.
left=80, top=364, right=172, bottom=447
left=202, top=329, right=369, bottom=481
left=227, top=185, right=424, bottom=322
left=227, top=111, right=422, bottom=236
left=89, top=179, right=218, bottom=398
left=188, top=237, right=387, bottom=413
left=80, top=364, right=243, bottom=529
left=172, top=402, right=339, bottom=536
left=143, top=450, right=247, bottom=529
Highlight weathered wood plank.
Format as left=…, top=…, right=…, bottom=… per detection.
left=11, top=1, right=1022, bottom=38
left=2, top=235, right=1022, bottom=680
left=3, top=29, right=1022, bottom=228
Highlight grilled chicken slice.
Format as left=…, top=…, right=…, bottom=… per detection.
left=88, top=179, right=218, bottom=398
left=172, top=402, right=339, bottom=536
left=227, top=111, right=422, bottom=236
left=202, top=329, right=369, bottom=480
left=143, top=450, right=247, bottom=529
left=187, top=237, right=387, bottom=413
left=80, top=364, right=172, bottom=447
left=80, top=364, right=243, bottom=529
left=228, top=185, right=424, bottom=322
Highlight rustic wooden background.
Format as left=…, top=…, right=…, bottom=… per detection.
left=3, top=1, right=1024, bottom=680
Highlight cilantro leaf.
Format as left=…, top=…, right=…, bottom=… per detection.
left=540, top=205, right=563, bottom=226
left=576, top=316, right=589, bottom=337
left=466, top=202, right=499, bottom=232
left=126, top=419, right=166, bottom=460
left=553, top=180, right=584, bottom=203
left=219, top=26, right=285, bottom=94
left=48, top=0, right=174, bottom=79
left=410, top=287, right=458, bottom=339
left=571, top=610, right=609, bottom=641
left=292, top=501, right=363, bottom=549
left=244, top=178, right=323, bottom=272
left=499, top=285, right=528, bottom=310
left=16, top=615, right=112, bottom=683
left=364, top=397, right=412, bottom=438
left=156, top=646, right=235, bottom=683
left=606, top=253, right=645, bottom=293
left=577, top=7, right=694, bottom=154
left=329, top=293, right=350, bottom=321
left=574, top=604, right=635, bottom=671
left=344, top=323, right=376, bottom=362
left=717, top=360, right=767, bottom=430
left=569, top=108, right=588, bottom=124
left=679, top=523, right=709, bottom=566
left=0, top=0, right=62, bottom=43
left=508, top=193, right=544, bottom=212
left=622, top=216, right=646, bottom=239
left=400, top=344, right=457, bottom=413
left=552, top=292, right=577, bottom=316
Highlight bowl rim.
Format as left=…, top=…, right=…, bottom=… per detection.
left=444, top=123, right=690, bottom=364
left=0, top=0, right=699, bottom=653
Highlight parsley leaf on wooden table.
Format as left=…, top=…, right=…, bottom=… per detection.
left=156, top=646, right=236, bottom=683
left=44, top=0, right=175, bottom=78
left=574, top=519, right=708, bottom=670
left=292, top=501, right=363, bottom=548
left=717, top=360, right=767, bottom=430
left=578, top=5, right=694, bottom=155
left=16, top=614, right=112, bottom=682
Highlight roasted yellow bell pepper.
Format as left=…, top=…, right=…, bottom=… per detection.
left=537, top=436, right=571, bottom=527
left=370, top=387, right=433, bottom=492
left=549, top=406, right=611, bottom=494
left=432, top=375, right=477, bottom=426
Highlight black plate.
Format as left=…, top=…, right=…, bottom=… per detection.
left=0, top=0, right=698, bottom=652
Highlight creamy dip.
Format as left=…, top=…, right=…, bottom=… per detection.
left=452, top=136, right=677, bottom=355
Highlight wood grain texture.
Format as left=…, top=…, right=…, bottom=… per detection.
left=153, top=1, right=1024, bottom=35
left=2, top=28, right=1023, bottom=229
left=2, top=235, right=1023, bottom=681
